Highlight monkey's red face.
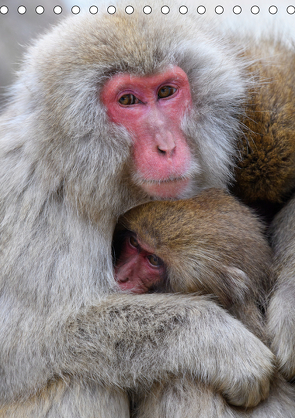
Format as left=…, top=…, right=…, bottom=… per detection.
left=115, top=234, right=165, bottom=293
left=101, top=66, right=193, bottom=198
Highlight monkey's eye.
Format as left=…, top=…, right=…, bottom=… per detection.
left=158, top=86, right=177, bottom=99
left=118, top=94, right=140, bottom=106
left=147, top=254, right=162, bottom=267
left=129, top=235, right=139, bottom=248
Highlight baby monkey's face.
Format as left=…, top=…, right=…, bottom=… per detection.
left=114, top=232, right=166, bottom=294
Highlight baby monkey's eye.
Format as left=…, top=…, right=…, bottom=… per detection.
left=129, top=235, right=139, bottom=248
left=158, top=86, right=177, bottom=99
left=147, top=254, right=163, bottom=267
left=119, top=94, right=140, bottom=105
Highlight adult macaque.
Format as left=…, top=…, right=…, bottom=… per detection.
left=114, top=188, right=295, bottom=417
left=267, top=198, right=295, bottom=382
left=0, top=2, right=295, bottom=417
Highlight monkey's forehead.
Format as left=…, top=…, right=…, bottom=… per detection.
left=25, top=7, right=243, bottom=84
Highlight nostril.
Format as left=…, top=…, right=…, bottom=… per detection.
left=157, top=147, right=166, bottom=155
left=157, top=146, right=176, bottom=157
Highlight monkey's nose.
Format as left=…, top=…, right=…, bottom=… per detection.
left=156, top=132, right=176, bottom=157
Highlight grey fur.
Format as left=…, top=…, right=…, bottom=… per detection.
left=0, top=5, right=279, bottom=418
left=135, top=375, right=295, bottom=418
left=120, top=191, right=295, bottom=417
left=268, top=196, right=295, bottom=381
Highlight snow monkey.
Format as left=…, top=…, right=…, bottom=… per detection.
left=1, top=2, right=295, bottom=417
left=114, top=188, right=295, bottom=417
left=114, top=189, right=272, bottom=314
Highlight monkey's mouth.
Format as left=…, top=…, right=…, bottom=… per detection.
left=141, top=177, right=191, bottom=199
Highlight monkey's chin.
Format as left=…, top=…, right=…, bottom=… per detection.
left=142, top=178, right=191, bottom=199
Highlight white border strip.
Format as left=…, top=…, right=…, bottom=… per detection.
left=0, top=4, right=294, bottom=15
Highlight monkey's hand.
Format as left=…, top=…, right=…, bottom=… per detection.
left=65, top=294, right=275, bottom=408
left=267, top=284, right=295, bottom=381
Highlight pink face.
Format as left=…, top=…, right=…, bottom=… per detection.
left=101, top=66, right=193, bottom=198
left=114, top=234, right=165, bottom=294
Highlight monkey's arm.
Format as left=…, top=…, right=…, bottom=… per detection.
left=0, top=294, right=274, bottom=408
left=0, top=176, right=274, bottom=409
left=68, top=295, right=274, bottom=407
left=268, top=196, right=295, bottom=381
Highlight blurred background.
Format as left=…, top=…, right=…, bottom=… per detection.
left=0, top=0, right=294, bottom=106
left=0, top=0, right=69, bottom=100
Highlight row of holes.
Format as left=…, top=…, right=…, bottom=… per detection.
left=1, top=4, right=295, bottom=15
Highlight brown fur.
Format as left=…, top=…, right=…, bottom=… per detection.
left=233, top=41, right=295, bottom=205
left=118, top=189, right=271, bottom=340
left=0, top=3, right=294, bottom=418
left=117, top=189, right=295, bottom=417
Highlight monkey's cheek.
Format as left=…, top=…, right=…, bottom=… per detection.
left=141, top=178, right=191, bottom=199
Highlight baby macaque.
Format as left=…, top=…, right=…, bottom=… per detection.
left=114, top=189, right=295, bottom=417
left=114, top=188, right=272, bottom=340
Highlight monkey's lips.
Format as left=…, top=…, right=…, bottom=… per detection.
left=142, top=177, right=191, bottom=199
